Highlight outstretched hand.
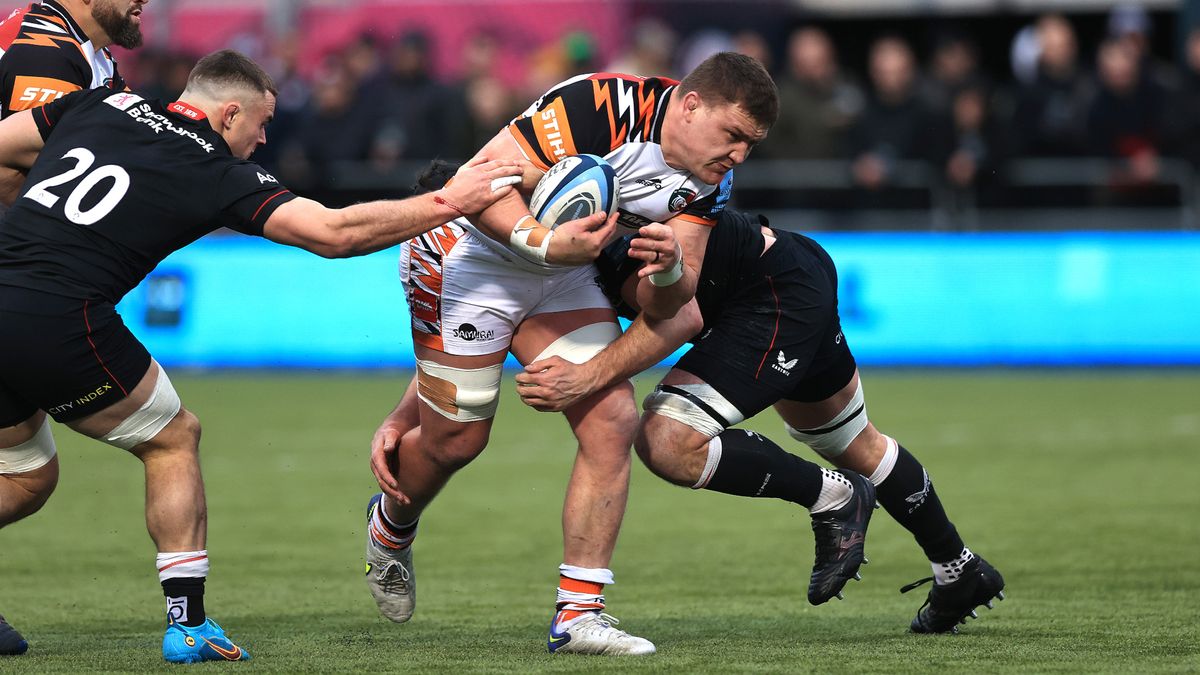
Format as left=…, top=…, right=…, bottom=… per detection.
left=441, top=156, right=524, bottom=214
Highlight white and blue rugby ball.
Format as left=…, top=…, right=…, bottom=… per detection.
left=528, top=154, right=620, bottom=229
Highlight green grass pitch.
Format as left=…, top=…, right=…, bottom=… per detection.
left=1, top=370, right=1197, bottom=673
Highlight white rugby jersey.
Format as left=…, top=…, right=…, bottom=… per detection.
left=461, top=72, right=733, bottom=272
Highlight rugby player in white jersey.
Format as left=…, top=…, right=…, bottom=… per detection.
left=362, top=53, right=860, bottom=655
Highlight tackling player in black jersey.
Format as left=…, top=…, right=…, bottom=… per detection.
left=0, top=49, right=524, bottom=662
left=516, top=209, right=1007, bottom=633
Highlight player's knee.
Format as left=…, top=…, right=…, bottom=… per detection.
left=634, top=414, right=705, bottom=487
left=0, top=428, right=60, bottom=525
left=415, top=359, right=502, bottom=423
left=784, top=380, right=868, bottom=459
left=101, top=364, right=185, bottom=451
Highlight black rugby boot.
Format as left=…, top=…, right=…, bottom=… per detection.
left=902, top=556, right=1006, bottom=634
left=807, top=471, right=876, bottom=605
left=0, top=613, right=28, bottom=655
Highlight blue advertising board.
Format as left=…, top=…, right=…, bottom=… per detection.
left=117, top=232, right=1200, bottom=367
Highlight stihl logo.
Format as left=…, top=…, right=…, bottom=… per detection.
left=18, top=86, right=65, bottom=104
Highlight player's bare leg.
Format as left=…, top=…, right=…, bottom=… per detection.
left=365, top=346, right=502, bottom=623
left=774, top=369, right=1005, bottom=631
left=0, top=411, right=58, bottom=527
left=66, top=361, right=247, bottom=662
left=512, top=309, right=653, bottom=655
left=0, top=411, right=58, bottom=656
left=638, top=368, right=875, bottom=604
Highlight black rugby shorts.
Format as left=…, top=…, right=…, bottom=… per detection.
left=0, top=290, right=151, bottom=426
left=674, top=232, right=856, bottom=421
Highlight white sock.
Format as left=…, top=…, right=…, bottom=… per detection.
left=810, top=468, right=853, bottom=513
left=932, top=547, right=975, bottom=584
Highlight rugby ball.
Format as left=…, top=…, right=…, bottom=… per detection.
left=528, top=154, right=620, bottom=229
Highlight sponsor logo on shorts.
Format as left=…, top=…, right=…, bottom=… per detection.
left=772, top=351, right=798, bottom=376
left=453, top=323, right=494, bottom=342
left=668, top=187, right=697, bottom=212
left=835, top=331, right=844, bottom=344
left=47, top=383, right=115, bottom=415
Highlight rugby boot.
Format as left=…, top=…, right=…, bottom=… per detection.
left=548, top=611, right=656, bottom=656
left=364, top=493, right=416, bottom=622
left=0, top=613, right=28, bottom=655
left=162, top=618, right=250, bottom=663
left=808, top=470, right=876, bottom=605
left=902, top=556, right=1006, bottom=634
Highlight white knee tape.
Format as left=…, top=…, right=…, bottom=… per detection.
left=416, top=359, right=503, bottom=422
left=785, top=380, right=867, bottom=458
left=102, top=364, right=182, bottom=450
left=532, top=322, right=621, bottom=364
left=0, top=417, right=56, bottom=474
left=642, top=383, right=744, bottom=439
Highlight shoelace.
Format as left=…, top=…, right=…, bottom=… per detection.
left=578, top=613, right=630, bottom=638
left=900, top=576, right=934, bottom=594
left=376, top=560, right=411, bottom=593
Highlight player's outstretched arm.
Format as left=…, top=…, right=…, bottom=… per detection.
left=516, top=300, right=703, bottom=412
left=262, top=157, right=521, bottom=258
left=0, top=110, right=48, bottom=204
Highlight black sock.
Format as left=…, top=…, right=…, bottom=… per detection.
left=162, top=577, right=206, bottom=627
left=874, top=445, right=965, bottom=562
left=704, top=429, right=825, bottom=507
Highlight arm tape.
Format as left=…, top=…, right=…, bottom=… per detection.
left=509, top=214, right=554, bottom=264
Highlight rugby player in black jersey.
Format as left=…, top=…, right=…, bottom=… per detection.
left=0, top=49, right=529, bottom=662
left=515, top=209, right=1007, bottom=634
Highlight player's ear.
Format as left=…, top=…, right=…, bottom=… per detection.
left=221, top=102, right=240, bottom=130
left=681, top=91, right=701, bottom=120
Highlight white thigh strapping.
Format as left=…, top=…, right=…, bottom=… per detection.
left=784, top=380, right=867, bottom=458
left=101, top=364, right=182, bottom=450
left=532, top=322, right=621, bottom=364
left=0, top=416, right=56, bottom=474
left=416, top=359, right=504, bottom=422
left=642, top=383, right=744, bottom=439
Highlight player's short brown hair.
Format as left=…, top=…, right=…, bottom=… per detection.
left=187, top=49, right=278, bottom=98
left=678, top=52, right=778, bottom=128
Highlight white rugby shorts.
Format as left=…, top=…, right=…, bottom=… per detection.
left=400, top=226, right=613, bottom=356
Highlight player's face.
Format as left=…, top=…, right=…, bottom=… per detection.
left=92, top=0, right=147, bottom=49
left=226, top=92, right=276, bottom=160
left=675, top=95, right=767, bottom=185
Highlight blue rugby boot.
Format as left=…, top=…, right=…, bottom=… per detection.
left=0, top=613, right=28, bottom=656
left=162, top=618, right=250, bottom=663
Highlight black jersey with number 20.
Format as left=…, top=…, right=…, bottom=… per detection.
left=0, top=87, right=296, bottom=303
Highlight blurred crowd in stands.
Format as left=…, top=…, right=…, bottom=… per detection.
left=123, top=5, right=1200, bottom=216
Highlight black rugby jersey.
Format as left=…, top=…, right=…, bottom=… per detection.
left=0, top=1, right=127, bottom=118
left=0, top=88, right=295, bottom=302
left=597, top=209, right=769, bottom=331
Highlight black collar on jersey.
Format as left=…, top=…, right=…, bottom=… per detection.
left=168, top=101, right=207, bottom=122
left=651, top=85, right=674, bottom=143
left=40, top=0, right=87, bottom=44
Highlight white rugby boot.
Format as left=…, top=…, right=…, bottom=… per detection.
left=364, top=494, right=415, bottom=622
left=547, top=611, right=656, bottom=656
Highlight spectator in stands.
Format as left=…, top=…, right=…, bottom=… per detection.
left=374, top=30, right=471, bottom=163
left=1107, top=3, right=1176, bottom=93
left=757, top=26, right=863, bottom=160
left=1164, top=27, right=1200, bottom=167
left=935, top=83, right=1008, bottom=202
left=1087, top=37, right=1165, bottom=184
left=920, top=32, right=982, bottom=116
left=850, top=36, right=933, bottom=190
left=732, top=29, right=772, bottom=71
left=605, top=18, right=677, bottom=78
left=1011, top=14, right=1092, bottom=157
left=284, top=58, right=383, bottom=188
